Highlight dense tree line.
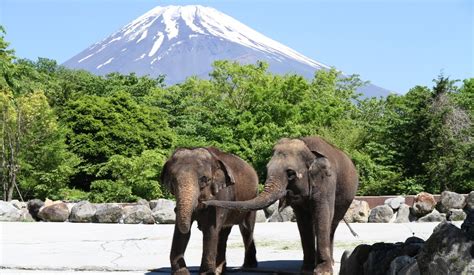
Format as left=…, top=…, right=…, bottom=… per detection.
left=1, top=27, right=472, bottom=202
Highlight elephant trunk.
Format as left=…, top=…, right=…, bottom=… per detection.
left=204, top=175, right=287, bottom=211
left=175, top=178, right=198, bottom=234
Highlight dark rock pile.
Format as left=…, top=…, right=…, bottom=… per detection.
left=340, top=213, right=474, bottom=275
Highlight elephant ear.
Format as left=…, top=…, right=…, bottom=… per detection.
left=207, top=148, right=236, bottom=195
left=308, top=150, right=333, bottom=179
left=160, top=159, right=175, bottom=195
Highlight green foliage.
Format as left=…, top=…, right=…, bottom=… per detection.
left=96, top=149, right=169, bottom=200
left=1, top=25, right=472, bottom=200
left=88, top=180, right=137, bottom=203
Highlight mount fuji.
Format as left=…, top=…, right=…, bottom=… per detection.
left=63, top=5, right=391, bottom=97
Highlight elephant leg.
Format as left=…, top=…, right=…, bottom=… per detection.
left=239, top=211, right=257, bottom=268
left=216, top=226, right=232, bottom=274
left=294, top=207, right=315, bottom=273
left=312, top=199, right=335, bottom=275
left=170, top=225, right=192, bottom=275
left=200, top=224, right=220, bottom=275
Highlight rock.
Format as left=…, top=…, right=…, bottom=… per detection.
left=18, top=208, right=34, bottom=222
left=368, top=205, right=393, bottom=223
left=0, top=201, right=21, bottom=221
left=465, top=191, right=474, bottom=212
left=152, top=208, right=176, bottom=224
left=384, top=196, right=405, bottom=210
left=440, top=190, right=466, bottom=210
left=447, top=208, right=467, bottom=221
left=268, top=206, right=295, bottom=222
left=435, top=201, right=449, bottom=214
left=461, top=210, right=474, bottom=240
left=344, top=200, right=370, bottom=223
left=149, top=199, right=175, bottom=211
left=417, top=221, right=474, bottom=274
left=69, top=201, right=96, bottom=223
left=397, top=260, right=420, bottom=275
left=122, top=205, right=155, bottom=224
left=136, top=199, right=149, bottom=208
left=94, top=204, right=123, bottom=223
left=10, top=199, right=27, bottom=210
left=363, top=242, right=402, bottom=275
left=387, top=255, right=416, bottom=275
left=255, top=210, right=266, bottom=223
left=43, top=198, right=63, bottom=207
left=394, top=204, right=412, bottom=223
left=38, top=202, right=70, bottom=222
left=27, top=199, right=44, bottom=221
left=264, top=201, right=278, bottom=218
left=339, top=244, right=372, bottom=275
left=412, top=192, right=436, bottom=217
left=417, top=209, right=446, bottom=222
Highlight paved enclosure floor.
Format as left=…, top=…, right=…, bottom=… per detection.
left=0, top=221, right=461, bottom=274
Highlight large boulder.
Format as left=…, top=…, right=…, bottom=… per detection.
left=461, top=210, right=474, bottom=240
left=136, top=199, right=149, bottom=207
left=416, top=221, right=474, bottom=274
left=440, top=191, right=466, bottom=210
left=38, top=202, right=70, bottom=222
left=447, top=208, right=467, bottom=221
left=18, top=208, right=34, bottom=222
left=412, top=192, right=436, bottom=217
left=363, top=242, right=403, bottom=275
left=394, top=204, right=412, bottom=223
left=387, top=255, right=416, bottom=275
left=368, top=205, right=393, bottom=223
left=268, top=206, right=295, bottom=222
left=0, top=201, right=21, bottom=221
left=397, top=260, right=420, bottom=275
left=344, top=200, right=370, bottom=223
left=10, top=199, right=27, bottom=210
left=94, top=204, right=123, bottom=223
left=464, top=191, right=474, bottom=212
left=385, top=196, right=405, bottom=210
left=339, top=244, right=372, bottom=275
left=152, top=207, right=176, bottom=224
left=417, top=209, right=446, bottom=222
left=122, top=205, right=155, bottom=224
left=27, top=199, right=44, bottom=221
left=69, top=201, right=96, bottom=223
left=150, top=199, right=175, bottom=211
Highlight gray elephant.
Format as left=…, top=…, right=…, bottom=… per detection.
left=205, top=137, right=359, bottom=275
left=161, top=147, right=259, bottom=274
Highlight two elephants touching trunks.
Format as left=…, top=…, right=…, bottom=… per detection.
left=161, top=136, right=359, bottom=275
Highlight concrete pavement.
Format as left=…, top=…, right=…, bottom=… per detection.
left=0, top=221, right=461, bottom=274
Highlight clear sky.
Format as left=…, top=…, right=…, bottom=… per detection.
left=0, top=0, right=472, bottom=93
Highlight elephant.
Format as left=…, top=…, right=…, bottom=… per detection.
left=205, top=137, right=359, bottom=275
left=161, top=147, right=259, bottom=274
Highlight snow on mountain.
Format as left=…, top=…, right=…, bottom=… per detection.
left=63, top=5, right=391, bottom=97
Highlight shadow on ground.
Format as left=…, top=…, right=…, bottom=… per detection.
left=148, top=260, right=303, bottom=274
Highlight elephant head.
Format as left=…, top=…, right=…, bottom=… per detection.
left=205, top=138, right=326, bottom=211
left=161, top=147, right=235, bottom=234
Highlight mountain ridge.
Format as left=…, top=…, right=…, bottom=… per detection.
left=63, top=5, right=392, bottom=97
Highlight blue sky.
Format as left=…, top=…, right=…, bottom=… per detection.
left=0, top=0, right=472, bottom=93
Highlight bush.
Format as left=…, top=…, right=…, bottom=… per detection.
left=88, top=180, right=138, bottom=203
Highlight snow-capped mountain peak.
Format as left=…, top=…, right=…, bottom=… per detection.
left=63, top=5, right=389, bottom=97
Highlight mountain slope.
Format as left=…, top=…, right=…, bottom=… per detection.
left=63, top=5, right=391, bottom=97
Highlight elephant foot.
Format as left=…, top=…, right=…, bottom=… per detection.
left=313, top=262, right=333, bottom=275
left=242, top=257, right=257, bottom=269
left=172, top=267, right=191, bottom=275
left=215, top=261, right=226, bottom=274
left=301, top=262, right=315, bottom=274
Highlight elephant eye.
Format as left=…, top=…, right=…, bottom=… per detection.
left=287, top=170, right=297, bottom=181
left=199, top=176, right=209, bottom=188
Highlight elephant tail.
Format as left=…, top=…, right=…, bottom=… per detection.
left=343, top=218, right=359, bottom=238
